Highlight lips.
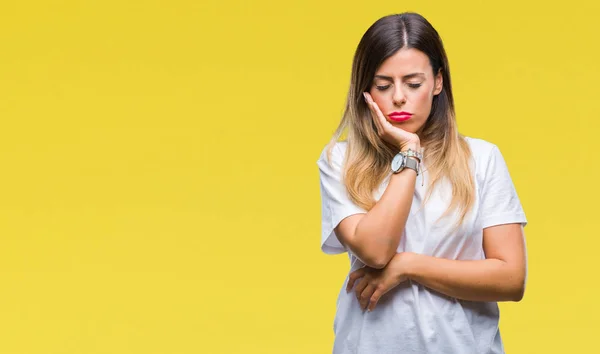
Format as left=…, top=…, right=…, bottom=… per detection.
left=388, top=111, right=412, bottom=122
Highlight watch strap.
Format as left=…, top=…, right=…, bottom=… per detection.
left=404, top=156, right=419, bottom=175
left=391, top=152, right=420, bottom=175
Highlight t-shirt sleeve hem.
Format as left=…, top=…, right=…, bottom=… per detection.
left=321, top=242, right=347, bottom=255
left=482, top=212, right=528, bottom=229
left=320, top=210, right=367, bottom=255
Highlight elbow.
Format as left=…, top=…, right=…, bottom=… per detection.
left=497, top=262, right=526, bottom=302
left=510, top=283, right=526, bottom=302
left=350, top=226, right=397, bottom=269
left=361, top=249, right=396, bottom=269
left=495, top=283, right=524, bottom=302
left=511, top=267, right=527, bottom=302
left=366, top=258, right=388, bottom=270
left=490, top=270, right=525, bottom=302
left=506, top=274, right=526, bottom=302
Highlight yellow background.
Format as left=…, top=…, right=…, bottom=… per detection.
left=0, top=0, right=598, bottom=353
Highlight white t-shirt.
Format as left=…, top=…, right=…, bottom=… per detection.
left=317, top=137, right=527, bottom=354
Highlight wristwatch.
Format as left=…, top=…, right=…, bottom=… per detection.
left=391, top=150, right=420, bottom=175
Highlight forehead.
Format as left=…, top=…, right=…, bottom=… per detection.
left=375, top=48, right=432, bottom=76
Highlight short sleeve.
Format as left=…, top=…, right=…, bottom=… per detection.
left=317, top=143, right=367, bottom=254
left=480, top=145, right=527, bottom=229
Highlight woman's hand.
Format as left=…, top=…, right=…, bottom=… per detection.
left=346, top=252, right=413, bottom=312
left=363, top=92, right=420, bottom=152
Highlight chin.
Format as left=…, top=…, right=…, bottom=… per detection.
left=391, top=122, right=416, bottom=133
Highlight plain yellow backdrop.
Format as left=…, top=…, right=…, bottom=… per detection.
left=0, top=0, right=598, bottom=353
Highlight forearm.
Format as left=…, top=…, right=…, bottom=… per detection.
left=352, top=168, right=416, bottom=269
left=405, top=252, right=526, bottom=302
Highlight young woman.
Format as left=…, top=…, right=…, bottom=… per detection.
left=317, top=12, right=528, bottom=353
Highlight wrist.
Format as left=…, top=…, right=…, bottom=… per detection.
left=400, top=141, right=421, bottom=152
left=401, top=252, right=419, bottom=280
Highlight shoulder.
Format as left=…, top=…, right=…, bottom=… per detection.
left=464, top=136, right=503, bottom=166
left=317, top=140, right=348, bottom=165
left=464, top=136, right=498, bottom=158
left=463, top=136, right=516, bottom=188
left=463, top=136, right=506, bottom=177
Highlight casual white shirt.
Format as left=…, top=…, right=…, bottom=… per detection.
left=317, top=137, right=527, bottom=354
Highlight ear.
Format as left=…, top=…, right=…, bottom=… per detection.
left=433, top=69, right=443, bottom=96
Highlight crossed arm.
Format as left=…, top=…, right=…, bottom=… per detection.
left=345, top=222, right=527, bottom=311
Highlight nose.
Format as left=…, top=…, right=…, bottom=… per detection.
left=392, top=86, right=406, bottom=106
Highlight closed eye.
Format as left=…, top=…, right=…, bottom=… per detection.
left=376, top=83, right=422, bottom=91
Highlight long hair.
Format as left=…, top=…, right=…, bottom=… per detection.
left=325, top=12, right=475, bottom=227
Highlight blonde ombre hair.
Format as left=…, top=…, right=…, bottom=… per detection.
left=325, top=13, right=475, bottom=227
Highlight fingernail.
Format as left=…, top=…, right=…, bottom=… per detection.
left=362, top=92, right=368, bottom=102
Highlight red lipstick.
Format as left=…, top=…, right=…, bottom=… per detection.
left=388, top=111, right=413, bottom=122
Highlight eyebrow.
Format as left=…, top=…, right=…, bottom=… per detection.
left=374, top=73, right=426, bottom=81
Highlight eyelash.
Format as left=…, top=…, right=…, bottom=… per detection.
left=376, top=83, right=422, bottom=90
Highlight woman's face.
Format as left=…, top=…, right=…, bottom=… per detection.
left=368, top=48, right=443, bottom=135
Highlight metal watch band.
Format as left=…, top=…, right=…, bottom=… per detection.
left=404, top=148, right=423, bottom=162
left=404, top=156, right=419, bottom=175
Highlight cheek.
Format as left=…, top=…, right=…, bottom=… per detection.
left=370, top=91, right=387, bottom=108
left=369, top=88, right=382, bottom=99
left=411, top=89, right=434, bottom=108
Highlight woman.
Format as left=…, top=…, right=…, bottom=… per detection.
left=317, top=12, right=527, bottom=353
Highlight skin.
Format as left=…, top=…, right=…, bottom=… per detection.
left=366, top=47, right=443, bottom=151
left=346, top=48, right=527, bottom=312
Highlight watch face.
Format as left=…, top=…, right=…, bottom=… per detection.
left=391, top=154, right=405, bottom=172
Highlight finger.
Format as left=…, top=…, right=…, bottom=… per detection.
left=371, top=99, right=415, bottom=147
left=367, top=284, right=389, bottom=312
left=364, top=93, right=382, bottom=134
left=346, top=268, right=366, bottom=292
left=369, top=100, right=392, bottom=141
left=354, top=277, right=369, bottom=301
left=371, top=99, right=391, bottom=130
left=363, top=91, right=373, bottom=104
left=359, top=283, right=376, bottom=310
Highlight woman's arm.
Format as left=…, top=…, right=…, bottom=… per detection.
left=348, top=223, right=526, bottom=311
left=405, top=223, right=527, bottom=302
left=336, top=166, right=417, bottom=269
left=335, top=93, right=422, bottom=269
